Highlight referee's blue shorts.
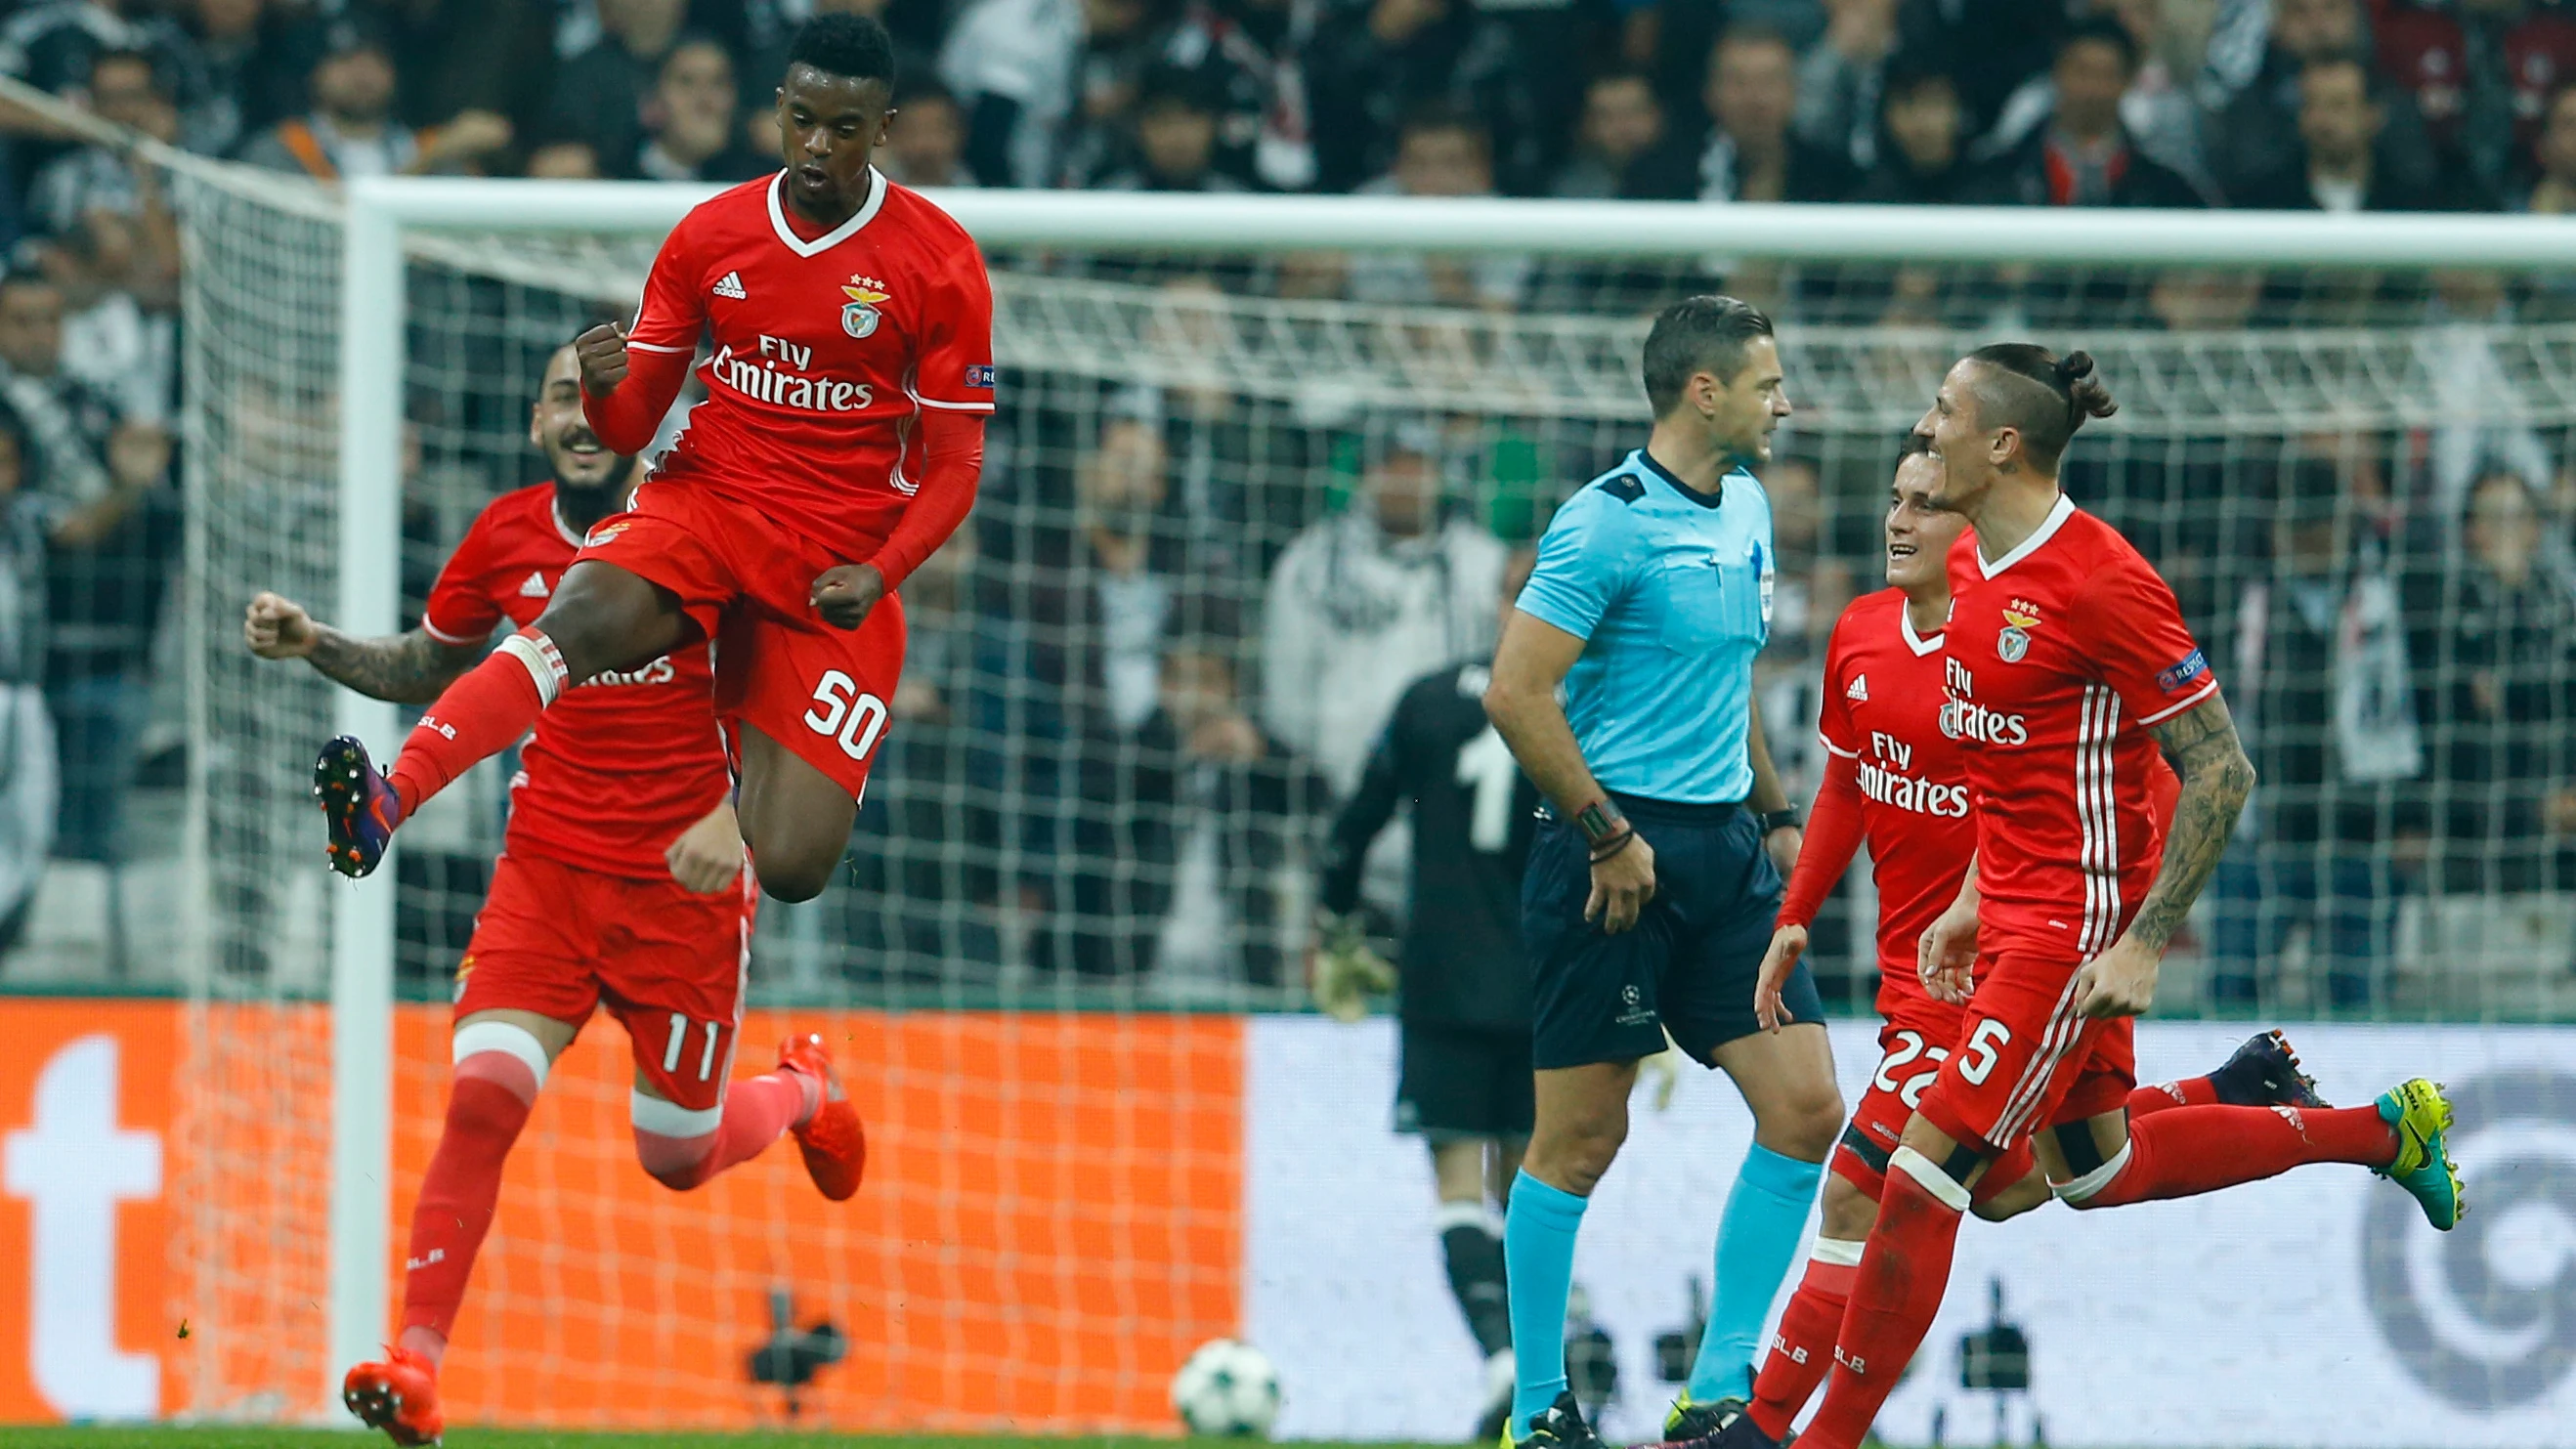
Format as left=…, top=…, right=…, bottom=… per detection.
left=1521, top=792, right=1824, bottom=1070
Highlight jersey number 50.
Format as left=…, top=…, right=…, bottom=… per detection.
left=804, top=670, right=890, bottom=760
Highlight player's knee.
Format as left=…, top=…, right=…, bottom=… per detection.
left=634, top=1131, right=720, bottom=1191
left=1758, top=1085, right=1847, bottom=1162
left=1528, top=1112, right=1626, bottom=1194
left=1973, top=1172, right=2054, bottom=1221
left=1818, top=1170, right=1879, bottom=1241
left=753, top=853, right=835, bottom=903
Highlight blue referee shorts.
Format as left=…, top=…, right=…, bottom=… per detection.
left=1521, top=793, right=1822, bottom=1070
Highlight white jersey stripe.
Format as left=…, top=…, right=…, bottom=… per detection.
left=1990, top=968, right=2087, bottom=1144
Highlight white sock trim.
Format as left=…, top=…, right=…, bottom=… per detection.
left=500, top=631, right=570, bottom=706
left=1809, top=1236, right=1867, bottom=1268
left=1434, top=1199, right=1505, bottom=1237
left=631, top=1088, right=722, bottom=1137
left=452, top=1020, right=550, bottom=1088
left=1890, top=1145, right=1973, bottom=1212
left=2051, top=1140, right=2135, bottom=1204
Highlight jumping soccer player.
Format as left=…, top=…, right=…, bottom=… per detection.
left=1314, top=550, right=1543, bottom=1442
left=1482, top=295, right=1846, bottom=1449
left=311, top=12, right=993, bottom=905
left=1711, top=347, right=2464, bottom=1449
left=248, top=342, right=866, bottom=1448
left=1736, top=434, right=2332, bottom=1444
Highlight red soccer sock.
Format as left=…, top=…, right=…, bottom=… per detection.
left=1799, top=1160, right=1964, bottom=1449
left=1747, top=1245, right=1860, bottom=1439
left=2126, top=1074, right=2218, bottom=1116
left=2062, top=1103, right=2396, bottom=1209
left=387, top=628, right=568, bottom=816
left=396, top=1054, right=540, bottom=1367
left=632, top=1071, right=809, bottom=1191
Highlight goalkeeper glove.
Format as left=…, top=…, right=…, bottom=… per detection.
left=1309, top=910, right=1395, bottom=1023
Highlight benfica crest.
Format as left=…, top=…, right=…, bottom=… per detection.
left=841, top=275, right=888, bottom=337
left=1996, top=606, right=2039, bottom=663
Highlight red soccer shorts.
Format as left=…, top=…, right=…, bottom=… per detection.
left=576, top=481, right=907, bottom=798
left=452, top=851, right=756, bottom=1111
left=1835, top=1007, right=2038, bottom=1208
left=1914, top=948, right=2138, bottom=1156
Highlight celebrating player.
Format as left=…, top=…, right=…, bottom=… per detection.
left=1714, top=347, right=2464, bottom=1449
left=1312, top=550, right=1545, bottom=1441
left=311, top=13, right=993, bottom=905
left=1734, top=434, right=2334, bottom=1444
left=1482, top=296, right=1847, bottom=1449
left=248, top=342, right=866, bottom=1449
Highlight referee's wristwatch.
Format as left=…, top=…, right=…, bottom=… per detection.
left=1757, top=807, right=1802, bottom=838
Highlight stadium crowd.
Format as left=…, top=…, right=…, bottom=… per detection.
left=0, top=0, right=2566, bottom=1011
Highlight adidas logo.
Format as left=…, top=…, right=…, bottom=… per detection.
left=1846, top=674, right=1869, bottom=702
left=712, top=271, right=747, bottom=300
left=518, top=571, right=550, bottom=599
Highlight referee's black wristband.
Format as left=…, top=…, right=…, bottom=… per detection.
left=1758, top=808, right=1802, bottom=836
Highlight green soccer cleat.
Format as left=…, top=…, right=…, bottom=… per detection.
left=2376, top=1078, right=2466, bottom=1231
left=1508, top=1390, right=1604, bottom=1449
left=1663, top=1390, right=1745, bottom=1441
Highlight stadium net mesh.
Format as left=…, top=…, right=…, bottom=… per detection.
left=176, top=158, right=2576, bottom=1427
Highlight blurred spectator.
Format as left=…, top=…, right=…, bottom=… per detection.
left=721, top=0, right=941, bottom=109
left=524, top=138, right=604, bottom=178
left=1890, top=0, right=2063, bottom=139
left=541, top=0, right=684, bottom=183
left=0, top=406, right=52, bottom=954
left=632, top=35, right=768, bottom=181
left=29, top=49, right=174, bottom=237
left=2238, top=57, right=2451, bottom=210
left=2211, top=464, right=2422, bottom=1008
left=2518, top=78, right=2576, bottom=212
left=1346, top=104, right=1532, bottom=310
left=343, top=0, right=554, bottom=140
left=1095, top=64, right=1248, bottom=190
left=940, top=0, right=1161, bottom=190
left=1981, top=0, right=2210, bottom=192
left=0, top=0, right=208, bottom=113
left=1848, top=50, right=1969, bottom=201
left=2145, top=266, right=2263, bottom=331
left=2205, top=0, right=2441, bottom=205
left=1694, top=24, right=1856, bottom=203
left=1962, top=18, right=2205, bottom=207
left=237, top=23, right=513, bottom=178
left=0, top=271, right=169, bottom=868
left=2373, top=0, right=2576, bottom=202
left=1792, top=0, right=1899, bottom=171
left=2418, top=468, right=2576, bottom=896
left=184, top=0, right=320, bottom=157
left=1261, top=416, right=1506, bottom=801
left=1550, top=69, right=1693, bottom=198
left=881, top=76, right=975, bottom=187
left=1304, top=0, right=1480, bottom=194
left=1155, top=0, right=1318, bottom=191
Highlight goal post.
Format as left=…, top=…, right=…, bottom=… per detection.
left=176, top=162, right=2574, bottom=1429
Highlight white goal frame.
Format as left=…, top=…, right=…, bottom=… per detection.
left=326, top=176, right=2574, bottom=1404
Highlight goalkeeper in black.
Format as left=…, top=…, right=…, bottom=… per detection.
left=1313, top=552, right=1679, bottom=1437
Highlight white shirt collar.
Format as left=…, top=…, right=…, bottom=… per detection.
left=1899, top=604, right=1943, bottom=657
left=766, top=167, right=887, bottom=258
left=1978, top=492, right=2077, bottom=578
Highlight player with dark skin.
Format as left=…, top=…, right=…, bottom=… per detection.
left=545, top=60, right=901, bottom=902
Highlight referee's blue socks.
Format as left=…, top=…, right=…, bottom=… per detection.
left=1688, top=1143, right=1825, bottom=1403
left=1503, top=1169, right=1588, bottom=1434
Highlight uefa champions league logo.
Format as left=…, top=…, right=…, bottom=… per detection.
left=2361, top=1069, right=2576, bottom=1411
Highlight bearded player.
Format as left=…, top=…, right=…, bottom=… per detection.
left=311, top=13, right=992, bottom=906
left=1730, top=434, right=2334, bottom=1445
left=248, top=342, right=866, bottom=1448
left=1711, top=348, right=2464, bottom=1449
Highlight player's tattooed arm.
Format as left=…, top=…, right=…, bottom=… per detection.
left=2127, top=692, right=2257, bottom=952
left=248, top=592, right=484, bottom=703
left=304, top=626, right=486, bottom=704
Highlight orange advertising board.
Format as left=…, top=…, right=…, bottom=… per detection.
left=0, top=1000, right=1242, bottom=1431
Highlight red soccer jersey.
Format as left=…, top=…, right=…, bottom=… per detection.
left=422, top=483, right=731, bottom=879
left=1942, top=497, right=2211, bottom=958
left=1814, top=587, right=1978, bottom=1017
left=621, top=170, right=995, bottom=564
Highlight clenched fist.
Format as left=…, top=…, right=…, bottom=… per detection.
left=811, top=563, right=884, bottom=630
left=574, top=321, right=630, bottom=397
left=244, top=591, right=317, bottom=660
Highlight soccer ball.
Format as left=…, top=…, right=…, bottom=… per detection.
left=1173, top=1337, right=1281, bottom=1437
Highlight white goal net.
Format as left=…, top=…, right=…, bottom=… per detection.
left=171, top=156, right=2576, bottom=1434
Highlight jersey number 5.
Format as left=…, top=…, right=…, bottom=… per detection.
left=1455, top=727, right=1517, bottom=853
left=804, top=670, right=890, bottom=760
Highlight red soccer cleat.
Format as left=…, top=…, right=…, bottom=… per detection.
left=780, top=1032, right=867, bottom=1201
left=343, top=1344, right=444, bottom=1446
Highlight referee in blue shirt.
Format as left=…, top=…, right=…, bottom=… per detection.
left=1483, top=296, right=1845, bottom=1448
